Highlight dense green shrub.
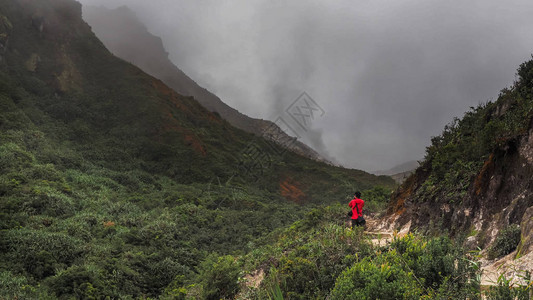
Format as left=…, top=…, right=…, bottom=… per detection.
left=237, top=207, right=373, bottom=299
left=44, top=265, right=112, bottom=299
left=1, top=229, right=84, bottom=279
left=326, top=234, right=480, bottom=299
left=161, top=275, right=190, bottom=300
left=330, top=251, right=422, bottom=299
left=362, top=185, right=393, bottom=214
left=488, top=224, right=522, bottom=260
left=0, top=271, right=54, bottom=299
left=22, top=184, right=75, bottom=217
left=278, top=256, right=319, bottom=299
left=196, top=255, right=241, bottom=300
left=390, top=234, right=480, bottom=297
left=413, top=237, right=455, bottom=288
left=24, top=163, right=63, bottom=181
left=0, top=142, right=35, bottom=171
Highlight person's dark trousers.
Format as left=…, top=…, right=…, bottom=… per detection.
left=352, top=218, right=364, bottom=227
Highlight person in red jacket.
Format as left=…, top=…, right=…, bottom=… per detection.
left=349, top=191, right=365, bottom=227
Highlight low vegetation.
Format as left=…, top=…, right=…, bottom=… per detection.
left=160, top=206, right=482, bottom=299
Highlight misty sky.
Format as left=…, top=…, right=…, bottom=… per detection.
left=77, top=0, right=533, bottom=171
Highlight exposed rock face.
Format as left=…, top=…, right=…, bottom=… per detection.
left=466, top=121, right=532, bottom=249
left=517, top=206, right=533, bottom=257
left=82, top=6, right=333, bottom=165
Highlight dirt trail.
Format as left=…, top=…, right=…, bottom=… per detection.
left=363, top=216, right=408, bottom=247
left=364, top=221, right=394, bottom=247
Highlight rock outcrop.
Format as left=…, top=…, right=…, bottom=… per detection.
left=382, top=66, right=533, bottom=258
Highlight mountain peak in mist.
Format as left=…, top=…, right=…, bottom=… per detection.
left=82, top=4, right=334, bottom=165
left=373, top=160, right=420, bottom=176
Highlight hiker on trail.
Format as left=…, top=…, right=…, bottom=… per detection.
left=349, top=191, right=365, bottom=227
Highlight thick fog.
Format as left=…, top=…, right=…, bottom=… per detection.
left=77, top=0, right=533, bottom=172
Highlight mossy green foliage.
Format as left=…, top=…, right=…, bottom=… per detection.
left=415, top=58, right=533, bottom=205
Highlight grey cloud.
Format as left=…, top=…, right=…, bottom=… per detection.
left=78, top=0, right=533, bottom=171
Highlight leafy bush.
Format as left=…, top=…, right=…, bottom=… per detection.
left=278, top=256, right=319, bottom=299
left=0, top=142, right=35, bottom=171
left=22, top=184, right=75, bottom=217
left=1, top=229, right=84, bottom=279
left=488, top=224, right=521, bottom=260
left=44, top=265, right=112, bottom=299
left=389, top=234, right=480, bottom=297
left=330, top=251, right=422, bottom=299
left=413, top=237, right=456, bottom=288
left=0, top=271, right=54, bottom=299
left=196, top=255, right=241, bottom=300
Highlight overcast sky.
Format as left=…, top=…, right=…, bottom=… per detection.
left=77, top=0, right=533, bottom=171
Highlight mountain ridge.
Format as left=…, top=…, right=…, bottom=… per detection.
left=81, top=5, right=334, bottom=165
left=373, top=160, right=419, bottom=176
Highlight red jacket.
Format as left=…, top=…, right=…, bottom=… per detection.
left=349, top=197, right=364, bottom=220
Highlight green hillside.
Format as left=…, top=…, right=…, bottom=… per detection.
left=0, top=0, right=394, bottom=298
left=81, top=5, right=333, bottom=164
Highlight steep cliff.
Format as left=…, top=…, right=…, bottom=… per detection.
left=383, top=59, right=533, bottom=258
